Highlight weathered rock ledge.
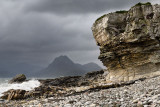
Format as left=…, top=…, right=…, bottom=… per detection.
left=92, top=2, right=160, bottom=82
left=1, top=70, right=106, bottom=100
left=1, top=70, right=149, bottom=102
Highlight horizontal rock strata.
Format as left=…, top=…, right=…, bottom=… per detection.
left=92, top=2, right=160, bottom=82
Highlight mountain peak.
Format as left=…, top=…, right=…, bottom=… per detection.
left=49, top=55, right=74, bottom=67
left=39, top=55, right=102, bottom=77
left=54, top=55, right=72, bottom=62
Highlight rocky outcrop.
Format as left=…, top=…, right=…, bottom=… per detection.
left=1, top=89, right=43, bottom=100
left=0, top=70, right=148, bottom=101
left=9, top=74, right=26, bottom=84
left=1, top=89, right=26, bottom=100
left=92, top=2, right=160, bottom=82
left=1, top=70, right=107, bottom=100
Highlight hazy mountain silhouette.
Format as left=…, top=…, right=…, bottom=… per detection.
left=0, top=55, right=102, bottom=78
left=37, top=55, right=102, bottom=77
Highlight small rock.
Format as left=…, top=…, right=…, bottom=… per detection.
left=64, top=104, right=72, bottom=107
left=137, top=101, right=143, bottom=107
left=90, top=104, right=96, bottom=107
left=68, top=100, right=76, bottom=104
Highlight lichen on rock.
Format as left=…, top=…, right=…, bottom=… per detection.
left=92, top=2, right=160, bottom=82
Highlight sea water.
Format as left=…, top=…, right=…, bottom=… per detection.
left=0, top=78, right=40, bottom=97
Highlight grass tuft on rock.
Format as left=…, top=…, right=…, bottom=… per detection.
left=116, top=10, right=128, bottom=14
left=135, top=2, right=151, bottom=6
left=95, top=14, right=107, bottom=22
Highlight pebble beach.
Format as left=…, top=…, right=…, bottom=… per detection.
left=1, top=75, right=160, bottom=107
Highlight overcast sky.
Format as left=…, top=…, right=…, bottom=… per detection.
left=0, top=0, right=160, bottom=68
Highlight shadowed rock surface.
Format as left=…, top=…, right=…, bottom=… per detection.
left=92, top=2, right=160, bottom=82
left=9, top=74, right=26, bottom=84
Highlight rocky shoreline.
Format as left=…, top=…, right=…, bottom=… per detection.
left=1, top=73, right=160, bottom=107
left=0, top=70, right=106, bottom=100
left=2, top=2, right=160, bottom=107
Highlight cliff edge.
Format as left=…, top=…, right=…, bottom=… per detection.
left=92, top=2, right=160, bottom=82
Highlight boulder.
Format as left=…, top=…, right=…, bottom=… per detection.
left=92, top=2, right=160, bottom=82
left=9, top=74, right=26, bottom=84
left=1, top=89, right=43, bottom=100
left=1, top=89, right=26, bottom=100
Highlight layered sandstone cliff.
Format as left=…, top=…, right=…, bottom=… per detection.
left=92, top=2, right=160, bottom=82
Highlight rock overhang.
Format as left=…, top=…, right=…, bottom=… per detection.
left=92, top=2, right=160, bottom=82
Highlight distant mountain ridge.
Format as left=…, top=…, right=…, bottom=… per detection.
left=0, top=55, right=102, bottom=78
left=38, top=55, right=102, bottom=77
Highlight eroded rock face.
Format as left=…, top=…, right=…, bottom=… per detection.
left=92, top=3, right=160, bottom=82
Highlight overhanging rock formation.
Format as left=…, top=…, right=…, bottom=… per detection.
left=92, top=2, right=160, bottom=82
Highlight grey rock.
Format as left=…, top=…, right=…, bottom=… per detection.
left=9, top=74, right=26, bottom=84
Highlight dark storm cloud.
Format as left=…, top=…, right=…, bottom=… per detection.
left=0, top=14, right=97, bottom=52
left=26, top=0, right=152, bottom=14
left=0, top=0, right=157, bottom=69
left=0, top=6, right=99, bottom=66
